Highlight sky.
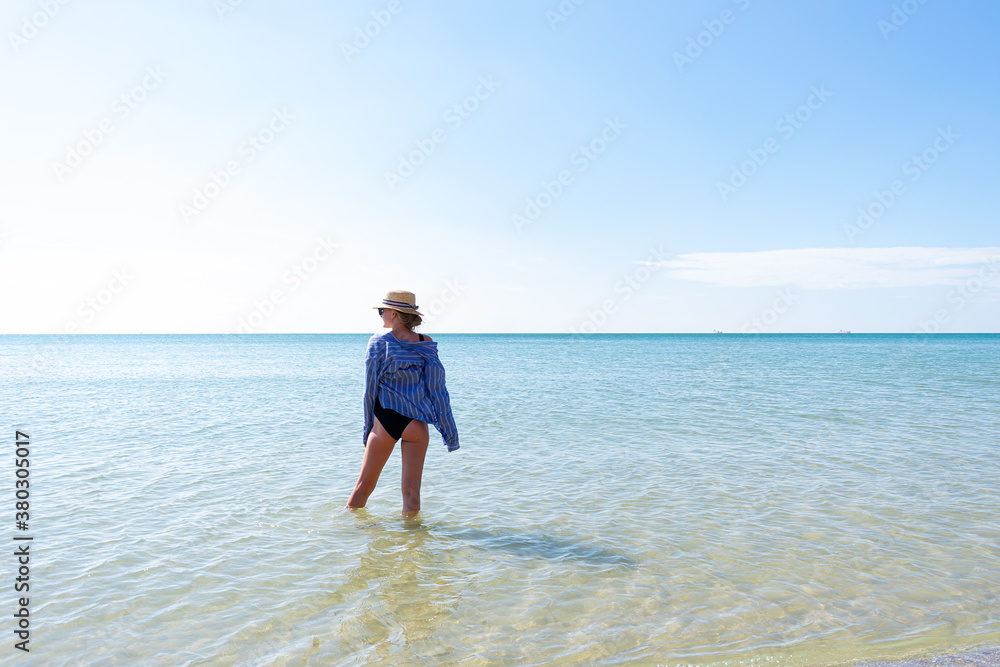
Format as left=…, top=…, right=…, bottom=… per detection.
left=1, top=0, right=997, bottom=334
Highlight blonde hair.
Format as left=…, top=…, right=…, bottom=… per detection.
left=395, top=310, right=422, bottom=330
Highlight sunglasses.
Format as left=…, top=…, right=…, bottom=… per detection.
left=378, top=308, right=386, bottom=316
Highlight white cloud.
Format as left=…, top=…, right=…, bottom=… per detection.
left=641, top=247, right=1000, bottom=289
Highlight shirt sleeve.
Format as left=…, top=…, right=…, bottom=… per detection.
left=424, top=358, right=459, bottom=451
left=362, top=337, right=382, bottom=446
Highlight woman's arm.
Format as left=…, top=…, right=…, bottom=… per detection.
left=362, top=337, right=382, bottom=445
left=424, top=359, right=459, bottom=451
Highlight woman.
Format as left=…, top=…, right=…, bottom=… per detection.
left=346, top=290, right=460, bottom=517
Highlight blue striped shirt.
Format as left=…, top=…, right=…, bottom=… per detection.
left=363, top=331, right=460, bottom=451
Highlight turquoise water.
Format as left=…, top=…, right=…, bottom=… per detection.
left=3, top=334, right=999, bottom=666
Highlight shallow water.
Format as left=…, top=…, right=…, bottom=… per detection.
left=3, top=334, right=999, bottom=665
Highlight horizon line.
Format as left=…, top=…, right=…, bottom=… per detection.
left=2, top=332, right=998, bottom=336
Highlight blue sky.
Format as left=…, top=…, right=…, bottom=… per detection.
left=1, top=0, right=997, bottom=333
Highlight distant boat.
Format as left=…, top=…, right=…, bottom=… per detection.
left=712, top=330, right=722, bottom=334
left=837, top=330, right=851, bottom=334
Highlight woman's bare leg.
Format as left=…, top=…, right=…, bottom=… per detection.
left=346, top=420, right=397, bottom=509
left=399, top=419, right=430, bottom=517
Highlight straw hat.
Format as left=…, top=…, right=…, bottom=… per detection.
left=373, top=290, right=423, bottom=316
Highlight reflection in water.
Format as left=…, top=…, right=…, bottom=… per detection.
left=321, top=515, right=638, bottom=663
left=328, top=512, right=472, bottom=663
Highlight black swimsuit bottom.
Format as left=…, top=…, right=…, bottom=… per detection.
left=373, top=396, right=413, bottom=442
left=372, top=333, right=423, bottom=441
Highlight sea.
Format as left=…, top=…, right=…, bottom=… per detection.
left=3, top=333, right=999, bottom=666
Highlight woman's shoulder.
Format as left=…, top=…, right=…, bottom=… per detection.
left=421, top=334, right=433, bottom=342
left=367, top=332, right=390, bottom=349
